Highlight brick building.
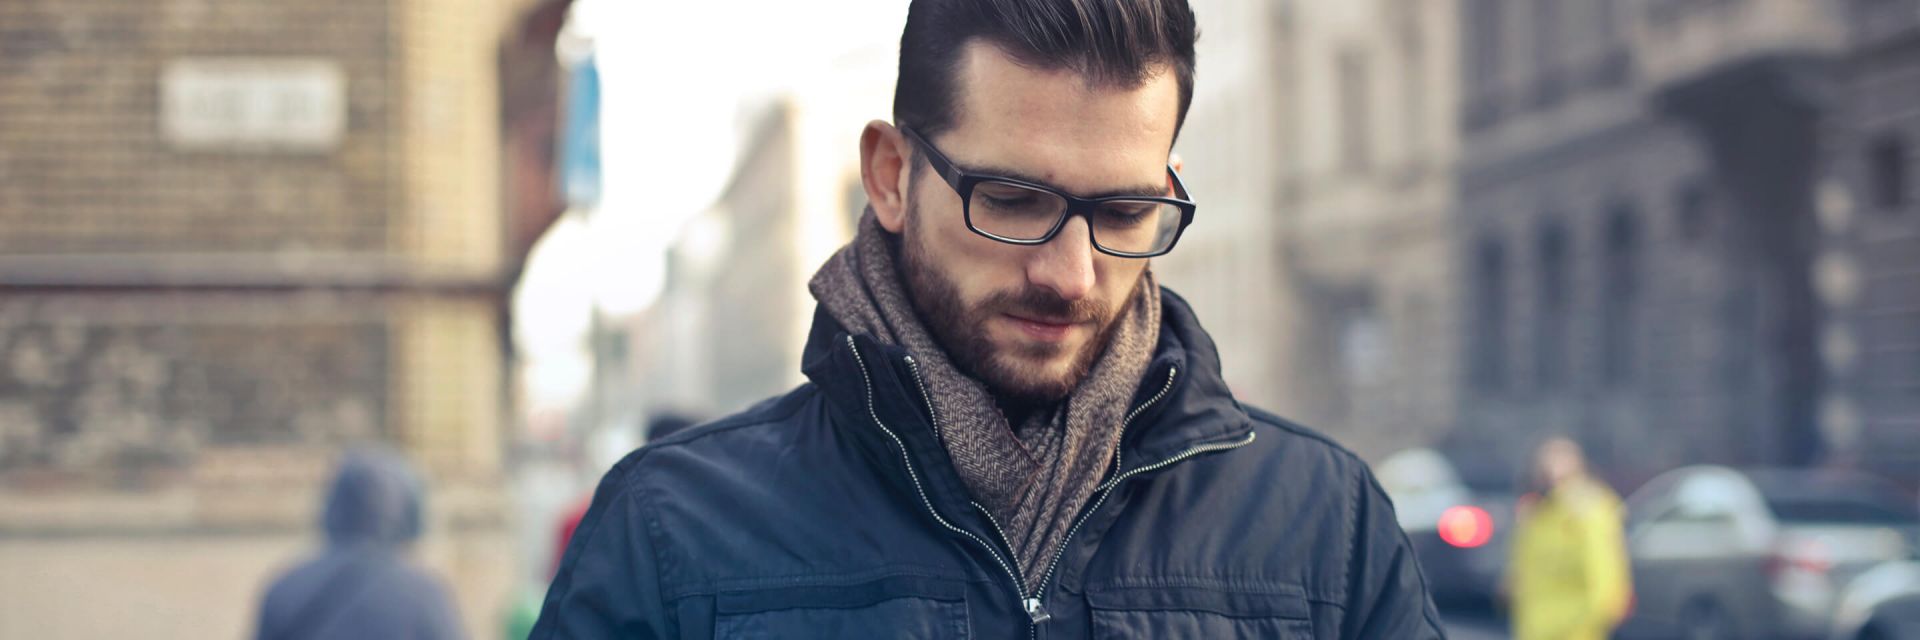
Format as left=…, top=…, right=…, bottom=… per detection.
left=0, top=0, right=570, bottom=637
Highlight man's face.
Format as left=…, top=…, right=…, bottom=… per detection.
left=897, top=42, right=1181, bottom=405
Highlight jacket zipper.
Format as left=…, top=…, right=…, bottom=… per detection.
left=902, top=355, right=1042, bottom=626
left=1024, top=366, right=1258, bottom=628
left=845, top=338, right=1030, bottom=619
left=891, top=348, right=1257, bottom=635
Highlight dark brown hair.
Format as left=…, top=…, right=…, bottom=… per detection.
left=893, top=0, right=1199, bottom=141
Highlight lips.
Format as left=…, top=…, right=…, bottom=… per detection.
left=1005, top=313, right=1076, bottom=341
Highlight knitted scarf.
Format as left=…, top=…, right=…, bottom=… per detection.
left=808, top=211, right=1160, bottom=582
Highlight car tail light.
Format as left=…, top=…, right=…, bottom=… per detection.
left=1439, top=505, right=1494, bottom=548
left=1765, top=539, right=1832, bottom=580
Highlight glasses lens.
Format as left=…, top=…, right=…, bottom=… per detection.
left=968, top=180, right=1069, bottom=240
left=1089, top=200, right=1184, bottom=255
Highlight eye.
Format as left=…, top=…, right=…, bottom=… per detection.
left=1097, top=202, right=1158, bottom=223
left=984, top=193, right=1038, bottom=207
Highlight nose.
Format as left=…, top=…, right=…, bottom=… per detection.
left=1025, top=217, right=1096, bottom=302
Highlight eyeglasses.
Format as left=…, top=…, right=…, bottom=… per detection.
left=900, top=125, right=1196, bottom=258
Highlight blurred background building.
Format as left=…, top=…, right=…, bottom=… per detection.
left=0, top=0, right=576, bottom=637
left=4, top=0, right=1918, bottom=637
left=570, top=0, right=1920, bottom=490
left=1453, top=0, right=1917, bottom=487
left=1260, top=0, right=1463, bottom=459
left=1824, top=0, right=1920, bottom=487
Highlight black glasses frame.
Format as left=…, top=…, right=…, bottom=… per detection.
left=900, top=125, right=1197, bottom=258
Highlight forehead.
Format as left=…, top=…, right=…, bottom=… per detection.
left=944, top=41, right=1180, bottom=193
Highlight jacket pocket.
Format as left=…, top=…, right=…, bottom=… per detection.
left=710, top=575, right=969, bottom=639
left=1086, top=585, right=1314, bottom=639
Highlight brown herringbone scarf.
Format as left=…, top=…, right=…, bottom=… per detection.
left=808, top=211, right=1159, bottom=583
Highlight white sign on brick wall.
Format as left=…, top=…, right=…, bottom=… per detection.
left=161, top=57, right=346, bottom=151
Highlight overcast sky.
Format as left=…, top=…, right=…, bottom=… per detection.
left=513, top=0, right=909, bottom=417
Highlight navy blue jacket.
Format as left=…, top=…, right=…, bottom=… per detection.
left=534, top=290, right=1445, bottom=638
left=257, top=449, right=465, bottom=640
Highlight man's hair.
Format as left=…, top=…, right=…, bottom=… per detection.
left=893, top=0, right=1198, bottom=141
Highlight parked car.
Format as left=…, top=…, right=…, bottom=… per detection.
left=1620, top=466, right=1919, bottom=640
left=1831, top=556, right=1920, bottom=640
left=1377, top=446, right=1520, bottom=609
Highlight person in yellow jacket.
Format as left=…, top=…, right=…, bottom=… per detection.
left=1504, top=437, right=1633, bottom=640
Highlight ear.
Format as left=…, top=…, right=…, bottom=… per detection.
left=860, top=120, right=911, bottom=234
left=1167, top=152, right=1185, bottom=196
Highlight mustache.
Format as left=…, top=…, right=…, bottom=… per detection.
left=980, top=286, right=1108, bottom=324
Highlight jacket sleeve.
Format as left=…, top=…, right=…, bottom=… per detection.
left=1580, top=492, right=1632, bottom=629
left=1342, top=467, right=1448, bottom=640
left=531, top=456, right=673, bottom=639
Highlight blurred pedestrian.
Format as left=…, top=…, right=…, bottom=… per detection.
left=255, top=447, right=465, bottom=640
left=643, top=411, right=698, bottom=443
left=531, top=0, right=1440, bottom=637
left=1505, top=437, right=1632, bottom=640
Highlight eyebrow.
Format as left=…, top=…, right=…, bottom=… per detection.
left=957, top=159, right=1171, bottom=200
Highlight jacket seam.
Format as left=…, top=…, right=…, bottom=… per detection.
left=534, top=447, right=661, bottom=640
left=1085, top=575, right=1307, bottom=595
left=1341, top=460, right=1362, bottom=626
left=637, top=385, right=818, bottom=454
left=1245, top=407, right=1368, bottom=467
left=660, top=569, right=989, bottom=601
left=1366, top=471, right=1451, bottom=635
left=635, top=465, right=672, bottom=636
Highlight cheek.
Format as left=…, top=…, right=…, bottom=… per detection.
left=1096, top=259, right=1147, bottom=301
left=940, top=230, right=1030, bottom=297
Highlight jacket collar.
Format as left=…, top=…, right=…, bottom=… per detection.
left=799, top=286, right=1254, bottom=509
left=1120, top=288, right=1255, bottom=464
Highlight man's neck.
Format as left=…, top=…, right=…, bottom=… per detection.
left=996, top=397, right=1052, bottom=430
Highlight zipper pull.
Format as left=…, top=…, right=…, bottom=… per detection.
left=1023, top=597, right=1052, bottom=624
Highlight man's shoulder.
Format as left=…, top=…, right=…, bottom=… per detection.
left=601, top=384, right=827, bottom=490
left=655, top=384, right=823, bottom=446
left=1238, top=404, right=1374, bottom=480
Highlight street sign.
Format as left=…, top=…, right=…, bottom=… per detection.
left=160, top=57, right=346, bottom=151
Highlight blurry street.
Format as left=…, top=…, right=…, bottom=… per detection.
left=1439, top=607, right=1508, bottom=640
left=3, top=0, right=1918, bottom=637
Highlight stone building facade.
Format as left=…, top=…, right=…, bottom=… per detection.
left=1253, top=0, right=1462, bottom=460
left=0, top=0, right=569, bottom=636
left=1820, top=0, right=1920, bottom=483
left=1453, top=0, right=1860, bottom=483
left=1152, top=0, right=1295, bottom=417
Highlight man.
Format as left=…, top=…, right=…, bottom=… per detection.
left=255, top=448, right=465, bottom=640
left=1505, top=437, right=1632, bottom=640
left=533, top=0, right=1442, bottom=637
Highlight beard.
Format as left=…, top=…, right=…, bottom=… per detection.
left=894, top=202, right=1133, bottom=408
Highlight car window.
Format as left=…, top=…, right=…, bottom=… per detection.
left=1766, top=496, right=1918, bottom=526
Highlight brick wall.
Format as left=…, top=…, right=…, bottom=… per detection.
left=0, top=292, right=389, bottom=484
left=0, top=0, right=395, bottom=256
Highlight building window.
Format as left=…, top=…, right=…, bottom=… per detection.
left=1535, top=220, right=1569, bottom=390
left=1340, top=306, right=1389, bottom=393
left=1337, top=48, right=1373, bottom=173
left=1531, top=0, right=1563, bottom=109
left=1466, top=0, right=1503, bottom=91
left=1676, top=180, right=1714, bottom=244
left=1601, top=207, right=1639, bottom=387
left=1461, top=0, right=1504, bottom=131
left=1869, top=133, right=1908, bottom=212
left=1472, top=237, right=1508, bottom=392
left=1399, top=12, right=1426, bottom=163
